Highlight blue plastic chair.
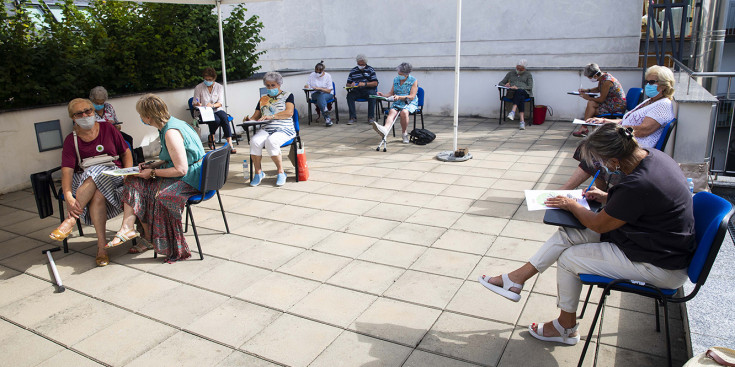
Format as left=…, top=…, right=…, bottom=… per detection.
left=498, top=87, right=534, bottom=124
left=307, top=82, right=339, bottom=125
left=249, top=108, right=302, bottom=183
left=576, top=192, right=735, bottom=367
left=187, top=97, right=238, bottom=148
left=595, top=87, right=643, bottom=119
left=155, top=144, right=231, bottom=261
left=655, top=118, right=677, bottom=151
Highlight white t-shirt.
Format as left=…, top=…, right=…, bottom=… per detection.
left=307, top=72, right=333, bottom=91
left=622, top=98, right=674, bottom=148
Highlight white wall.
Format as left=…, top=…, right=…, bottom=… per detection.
left=235, top=0, right=643, bottom=71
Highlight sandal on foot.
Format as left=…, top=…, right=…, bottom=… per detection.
left=105, top=230, right=140, bottom=249
left=478, top=273, right=523, bottom=302
left=207, top=135, right=216, bottom=150
left=528, top=319, right=580, bottom=345
left=128, top=238, right=153, bottom=254
left=572, top=127, right=588, bottom=137
left=96, top=253, right=109, bottom=267
left=230, top=148, right=237, bottom=154
left=49, top=226, right=73, bottom=241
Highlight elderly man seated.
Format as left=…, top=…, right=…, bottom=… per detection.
left=499, top=59, right=534, bottom=130
left=345, top=54, right=379, bottom=125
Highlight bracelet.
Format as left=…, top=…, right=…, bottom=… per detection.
left=150, top=169, right=157, bottom=179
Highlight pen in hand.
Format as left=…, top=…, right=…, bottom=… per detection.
left=583, top=170, right=601, bottom=198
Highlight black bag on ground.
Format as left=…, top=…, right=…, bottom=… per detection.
left=409, top=129, right=436, bottom=145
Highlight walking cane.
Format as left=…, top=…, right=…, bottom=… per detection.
left=42, top=247, right=65, bottom=293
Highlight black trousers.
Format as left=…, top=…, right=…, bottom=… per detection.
left=206, top=110, right=231, bottom=138
left=508, top=89, right=530, bottom=113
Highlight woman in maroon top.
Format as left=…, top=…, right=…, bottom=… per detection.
left=48, top=98, right=133, bottom=267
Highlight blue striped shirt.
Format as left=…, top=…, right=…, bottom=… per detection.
left=346, top=65, right=378, bottom=85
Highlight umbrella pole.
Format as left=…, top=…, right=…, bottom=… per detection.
left=217, top=0, right=228, bottom=110
left=452, top=0, right=461, bottom=152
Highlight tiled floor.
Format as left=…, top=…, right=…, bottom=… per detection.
left=0, top=117, right=688, bottom=366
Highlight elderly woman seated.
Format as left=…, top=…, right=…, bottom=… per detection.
left=561, top=65, right=676, bottom=190
left=499, top=59, right=533, bottom=130
left=106, top=94, right=205, bottom=263
left=243, top=71, right=296, bottom=187
left=48, top=98, right=133, bottom=267
left=479, top=123, right=694, bottom=346
left=193, top=67, right=236, bottom=153
left=572, top=63, right=627, bottom=137
left=372, top=62, right=419, bottom=144
left=89, top=86, right=133, bottom=147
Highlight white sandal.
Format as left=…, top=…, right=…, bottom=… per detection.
left=528, top=319, right=580, bottom=345
left=477, top=273, right=523, bottom=302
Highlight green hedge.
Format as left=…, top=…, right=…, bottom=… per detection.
left=0, top=0, right=264, bottom=110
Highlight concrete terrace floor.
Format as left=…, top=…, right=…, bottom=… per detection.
left=0, top=116, right=689, bottom=367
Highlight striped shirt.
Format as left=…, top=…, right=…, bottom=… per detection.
left=346, top=65, right=378, bottom=86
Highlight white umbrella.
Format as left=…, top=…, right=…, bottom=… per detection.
left=120, top=0, right=278, bottom=110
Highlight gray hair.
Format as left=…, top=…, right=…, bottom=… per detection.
left=579, top=123, right=640, bottom=168
left=356, top=54, right=367, bottom=64
left=263, top=71, right=283, bottom=86
left=583, top=63, right=601, bottom=78
left=89, top=86, right=108, bottom=101
left=517, top=59, right=528, bottom=67
left=397, top=62, right=412, bottom=75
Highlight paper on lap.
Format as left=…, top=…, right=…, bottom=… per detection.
left=102, top=167, right=140, bottom=176
left=197, top=106, right=215, bottom=122
left=572, top=118, right=605, bottom=126
left=524, top=190, right=591, bottom=211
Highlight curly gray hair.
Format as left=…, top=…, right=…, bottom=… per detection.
left=89, top=86, right=108, bottom=101
left=263, top=71, right=283, bottom=86
left=584, top=63, right=601, bottom=78
left=397, top=62, right=413, bottom=75
left=356, top=54, right=367, bottom=64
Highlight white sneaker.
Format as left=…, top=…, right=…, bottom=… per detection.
left=519, top=121, right=526, bottom=130
left=325, top=117, right=333, bottom=127
left=402, top=133, right=410, bottom=143
left=347, top=119, right=355, bottom=125
left=507, top=111, right=515, bottom=120
left=372, top=121, right=386, bottom=138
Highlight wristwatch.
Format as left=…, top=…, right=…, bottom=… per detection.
left=150, top=169, right=157, bottom=179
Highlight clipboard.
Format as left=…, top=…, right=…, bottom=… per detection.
left=543, top=201, right=602, bottom=229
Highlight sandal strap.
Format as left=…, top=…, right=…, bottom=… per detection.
left=551, top=319, right=578, bottom=338
left=501, top=273, right=523, bottom=291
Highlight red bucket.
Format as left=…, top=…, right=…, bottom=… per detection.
left=533, top=105, right=553, bottom=125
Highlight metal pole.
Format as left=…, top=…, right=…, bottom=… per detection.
left=217, top=0, right=228, bottom=110
left=452, top=0, right=462, bottom=152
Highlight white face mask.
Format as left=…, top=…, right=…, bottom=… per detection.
left=357, top=65, right=365, bottom=70
left=75, top=115, right=96, bottom=130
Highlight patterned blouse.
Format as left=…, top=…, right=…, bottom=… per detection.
left=94, top=102, right=118, bottom=124
left=622, top=98, right=674, bottom=148
left=390, top=75, right=419, bottom=113
left=597, top=73, right=626, bottom=115
left=257, top=91, right=296, bottom=137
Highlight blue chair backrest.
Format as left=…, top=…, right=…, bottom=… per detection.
left=626, top=88, right=643, bottom=111
left=331, top=82, right=337, bottom=98
left=655, top=119, right=677, bottom=150
left=187, top=97, right=196, bottom=119
left=688, top=192, right=734, bottom=283
left=293, top=107, right=300, bottom=133
left=417, top=87, right=425, bottom=107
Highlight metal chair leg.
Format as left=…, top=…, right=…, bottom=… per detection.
left=662, top=299, right=673, bottom=367
left=655, top=299, right=661, bottom=332
left=579, top=285, right=594, bottom=319
left=578, top=289, right=610, bottom=367
left=184, top=203, right=189, bottom=233
left=216, top=191, right=229, bottom=234
left=187, top=203, right=204, bottom=260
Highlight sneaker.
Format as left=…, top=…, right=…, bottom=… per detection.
left=325, top=117, right=333, bottom=127
left=507, top=111, right=515, bottom=120
left=276, top=172, right=287, bottom=186
left=368, top=118, right=376, bottom=125
left=372, top=121, right=386, bottom=138
left=250, top=172, right=265, bottom=187
left=347, top=118, right=355, bottom=125
left=402, top=133, right=410, bottom=143
left=519, top=121, right=526, bottom=130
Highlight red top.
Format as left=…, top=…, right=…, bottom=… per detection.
left=61, top=122, right=129, bottom=172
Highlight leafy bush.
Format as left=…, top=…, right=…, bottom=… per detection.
left=0, top=0, right=265, bottom=110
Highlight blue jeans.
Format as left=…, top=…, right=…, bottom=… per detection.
left=311, top=91, right=332, bottom=118
left=207, top=110, right=231, bottom=138
left=346, top=87, right=376, bottom=120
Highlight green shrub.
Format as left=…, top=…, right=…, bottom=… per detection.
left=0, top=0, right=265, bottom=110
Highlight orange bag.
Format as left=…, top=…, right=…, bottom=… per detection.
left=296, top=146, right=309, bottom=181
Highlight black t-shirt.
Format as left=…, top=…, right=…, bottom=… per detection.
left=601, top=149, right=695, bottom=270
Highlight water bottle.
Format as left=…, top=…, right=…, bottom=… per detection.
left=687, top=178, right=694, bottom=194
left=242, top=159, right=248, bottom=180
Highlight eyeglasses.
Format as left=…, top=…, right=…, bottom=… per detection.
left=645, top=80, right=659, bottom=85
left=72, top=108, right=94, bottom=119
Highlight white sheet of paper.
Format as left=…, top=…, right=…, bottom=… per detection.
left=494, top=85, right=511, bottom=89
left=524, top=190, right=591, bottom=211
left=567, top=91, right=600, bottom=97
left=197, top=106, right=215, bottom=122
left=572, top=118, right=605, bottom=126
left=101, top=167, right=140, bottom=176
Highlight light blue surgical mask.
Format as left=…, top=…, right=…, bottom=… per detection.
left=140, top=118, right=149, bottom=126
left=204, top=80, right=214, bottom=87
left=397, top=75, right=407, bottom=81
left=93, top=103, right=104, bottom=111
left=601, top=164, right=623, bottom=177
left=645, top=84, right=660, bottom=98
left=267, top=88, right=279, bottom=97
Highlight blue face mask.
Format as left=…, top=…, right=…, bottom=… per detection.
left=645, top=84, right=660, bottom=98
left=397, top=74, right=407, bottom=81
left=204, top=80, right=214, bottom=87
left=140, top=118, right=149, bottom=126
left=267, top=88, right=279, bottom=97
left=601, top=164, right=622, bottom=177
left=93, top=103, right=104, bottom=111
